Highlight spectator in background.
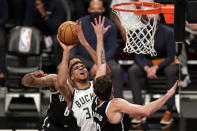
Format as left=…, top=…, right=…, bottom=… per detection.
left=186, top=21, right=197, bottom=31
left=70, top=0, right=124, bottom=98
left=73, top=0, right=86, bottom=20
left=0, top=0, right=8, bottom=79
left=128, top=20, right=179, bottom=125
left=178, top=21, right=197, bottom=88
left=25, top=0, right=66, bottom=66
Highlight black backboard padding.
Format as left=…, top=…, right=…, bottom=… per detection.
left=174, top=0, right=186, bottom=42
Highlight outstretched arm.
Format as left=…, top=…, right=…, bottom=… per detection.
left=76, top=21, right=111, bottom=76
left=91, top=16, right=111, bottom=79
left=111, top=80, right=179, bottom=116
left=21, top=70, right=57, bottom=90
left=76, top=21, right=97, bottom=64
left=57, top=36, right=76, bottom=109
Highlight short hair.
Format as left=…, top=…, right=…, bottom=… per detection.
left=68, top=56, right=82, bottom=67
left=68, top=56, right=83, bottom=77
left=94, top=75, right=112, bottom=101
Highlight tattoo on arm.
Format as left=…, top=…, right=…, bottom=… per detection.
left=41, top=78, right=54, bottom=88
left=101, top=50, right=106, bottom=64
left=30, top=76, right=35, bottom=85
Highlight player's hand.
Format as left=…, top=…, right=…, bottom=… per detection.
left=166, top=80, right=179, bottom=97
left=91, top=16, right=111, bottom=37
left=32, top=70, right=48, bottom=78
left=22, top=70, right=47, bottom=86
left=22, top=73, right=35, bottom=87
left=102, top=17, right=111, bottom=34
left=57, top=35, right=76, bottom=51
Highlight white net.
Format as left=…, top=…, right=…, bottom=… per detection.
left=113, top=3, right=159, bottom=56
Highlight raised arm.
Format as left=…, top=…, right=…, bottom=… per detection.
left=76, top=20, right=111, bottom=76
left=21, top=70, right=57, bottom=90
left=111, top=80, right=179, bottom=116
left=57, top=36, right=76, bottom=109
left=76, top=21, right=97, bottom=64
left=91, top=16, right=111, bottom=79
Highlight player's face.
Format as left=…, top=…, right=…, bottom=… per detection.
left=71, top=63, right=89, bottom=81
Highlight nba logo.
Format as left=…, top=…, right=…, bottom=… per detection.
left=19, top=27, right=32, bottom=52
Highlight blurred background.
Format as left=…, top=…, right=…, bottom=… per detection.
left=0, top=0, right=197, bottom=130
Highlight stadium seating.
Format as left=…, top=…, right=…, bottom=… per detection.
left=5, top=26, right=42, bottom=113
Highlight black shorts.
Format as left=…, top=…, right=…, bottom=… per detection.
left=43, top=119, right=80, bottom=131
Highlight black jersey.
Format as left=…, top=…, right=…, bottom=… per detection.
left=92, top=96, right=124, bottom=131
left=43, top=91, right=77, bottom=128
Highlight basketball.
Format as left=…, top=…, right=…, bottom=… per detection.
left=57, top=21, right=79, bottom=45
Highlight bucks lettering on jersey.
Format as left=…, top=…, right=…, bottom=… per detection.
left=71, top=81, right=96, bottom=131
left=43, top=91, right=77, bottom=128
left=92, top=96, right=124, bottom=131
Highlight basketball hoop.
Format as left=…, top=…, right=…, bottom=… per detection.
left=112, top=2, right=174, bottom=56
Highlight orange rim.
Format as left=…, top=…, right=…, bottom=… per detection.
left=112, top=2, right=174, bottom=15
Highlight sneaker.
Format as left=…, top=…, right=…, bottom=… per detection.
left=132, top=123, right=145, bottom=130
left=131, top=115, right=146, bottom=124
left=160, top=110, right=173, bottom=125
left=179, top=75, right=191, bottom=88
left=161, top=123, right=172, bottom=131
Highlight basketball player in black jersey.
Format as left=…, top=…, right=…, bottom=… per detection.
left=21, top=66, right=80, bottom=131
left=91, top=16, right=179, bottom=131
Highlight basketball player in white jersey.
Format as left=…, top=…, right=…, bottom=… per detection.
left=21, top=19, right=107, bottom=131
left=57, top=17, right=111, bottom=131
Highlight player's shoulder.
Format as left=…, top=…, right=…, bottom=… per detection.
left=107, top=98, right=123, bottom=113
left=110, top=98, right=122, bottom=107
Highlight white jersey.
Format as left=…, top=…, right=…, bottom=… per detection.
left=71, top=81, right=96, bottom=131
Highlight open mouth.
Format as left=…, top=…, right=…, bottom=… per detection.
left=80, top=72, right=85, bottom=76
